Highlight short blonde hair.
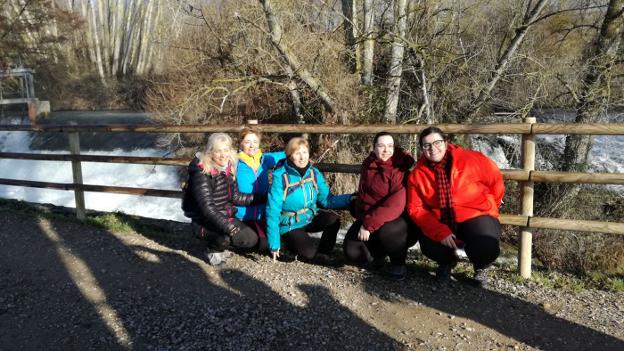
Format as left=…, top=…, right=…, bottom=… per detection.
left=200, top=133, right=238, bottom=175
left=285, top=137, right=309, bottom=157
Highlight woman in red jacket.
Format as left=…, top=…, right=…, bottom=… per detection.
left=407, top=127, right=504, bottom=286
left=344, top=132, right=419, bottom=280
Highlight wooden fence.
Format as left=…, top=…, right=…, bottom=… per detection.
left=1, top=120, right=623, bottom=278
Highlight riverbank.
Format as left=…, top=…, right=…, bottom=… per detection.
left=1, top=200, right=622, bottom=350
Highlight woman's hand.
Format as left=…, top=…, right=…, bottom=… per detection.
left=440, top=234, right=458, bottom=249
left=271, top=249, right=280, bottom=262
left=358, top=226, right=371, bottom=241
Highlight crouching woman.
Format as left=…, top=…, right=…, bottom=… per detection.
left=182, top=133, right=264, bottom=264
left=407, top=127, right=504, bottom=286
left=266, top=137, right=352, bottom=262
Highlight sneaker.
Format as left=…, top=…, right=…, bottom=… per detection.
left=205, top=250, right=226, bottom=265
left=473, top=267, right=491, bottom=288
left=435, top=260, right=458, bottom=282
left=384, top=264, right=407, bottom=281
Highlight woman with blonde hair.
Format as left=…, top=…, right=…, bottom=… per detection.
left=182, top=133, right=265, bottom=264
left=265, top=137, right=353, bottom=262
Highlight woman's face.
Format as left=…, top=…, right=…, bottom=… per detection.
left=421, top=133, right=447, bottom=163
left=240, top=133, right=260, bottom=156
left=374, top=135, right=394, bottom=162
left=289, top=145, right=310, bottom=168
left=211, top=141, right=231, bottom=168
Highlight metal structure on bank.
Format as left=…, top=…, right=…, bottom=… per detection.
left=0, top=67, right=50, bottom=122
left=0, top=121, right=623, bottom=279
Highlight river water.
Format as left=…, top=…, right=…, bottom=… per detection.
left=0, top=110, right=622, bottom=222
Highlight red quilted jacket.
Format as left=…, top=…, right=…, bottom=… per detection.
left=352, top=148, right=414, bottom=232
left=407, top=144, right=504, bottom=241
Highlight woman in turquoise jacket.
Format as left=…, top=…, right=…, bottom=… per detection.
left=235, top=127, right=285, bottom=251
left=266, top=137, right=352, bottom=262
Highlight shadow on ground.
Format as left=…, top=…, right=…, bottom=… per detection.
left=0, top=212, right=397, bottom=350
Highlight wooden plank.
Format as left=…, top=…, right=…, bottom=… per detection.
left=529, top=217, right=624, bottom=235
left=0, top=178, right=182, bottom=198
left=0, top=152, right=189, bottom=166
left=531, top=171, right=624, bottom=184
left=68, top=133, right=86, bottom=220
left=502, top=169, right=530, bottom=181
left=0, top=123, right=531, bottom=134
left=532, top=123, right=624, bottom=135
left=500, top=214, right=529, bottom=227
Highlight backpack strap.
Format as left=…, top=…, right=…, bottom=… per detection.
left=282, top=172, right=290, bottom=201
left=282, top=169, right=318, bottom=201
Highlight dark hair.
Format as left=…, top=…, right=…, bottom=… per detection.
left=418, top=126, right=447, bottom=147
left=373, top=131, right=394, bottom=147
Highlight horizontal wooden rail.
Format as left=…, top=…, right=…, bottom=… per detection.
left=0, top=152, right=190, bottom=166
left=530, top=171, right=624, bottom=184
left=529, top=217, right=624, bottom=235
left=2, top=177, right=622, bottom=234
left=1, top=122, right=623, bottom=135
left=532, top=123, right=624, bottom=135
left=0, top=123, right=531, bottom=134
left=0, top=178, right=181, bottom=198
left=3, top=152, right=624, bottom=184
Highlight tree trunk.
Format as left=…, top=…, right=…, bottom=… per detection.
left=259, top=0, right=338, bottom=116
left=463, top=0, right=549, bottom=123
left=87, top=0, right=106, bottom=82
left=361, top=0, right=375, bottom=85
left=121, top=0, right=138, bottom=75
left=97, top=0, right=110, bottom=75
left=545, top=0, right=624, bottom=216
left=383, top=0, right=408, bottom=123
left=136, top=0, right=154, bottom=75
left=111, top=0, right=123, bottom=76
left=341, top=0, right=361, bottom=75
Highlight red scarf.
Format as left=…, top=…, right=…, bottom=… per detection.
left=429, top=153, right=456, bottom=230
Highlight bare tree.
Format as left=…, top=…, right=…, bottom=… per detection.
left=545, top=0, right=624, bottom=216
left=259, top=0, right=339, bottom=116
left=383, top=0, right=409, bottom=123
left=361, top=0, right=375, bottom=85
left=341, top=0, right=361, bottom=75
left=463, top=0, right=550, bottom=122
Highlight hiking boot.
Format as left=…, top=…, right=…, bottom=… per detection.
left=361, top=256, right=386, bottom=271
left=473, top=267, right=491, bottom=288
left=205, top=250, right=226, bottom=265
left=435, top=260, right=458, bottom=282
left=384, top=264, right=407, bottom=281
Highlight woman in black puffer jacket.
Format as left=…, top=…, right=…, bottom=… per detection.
left=182, top=133, right=263, bottom=263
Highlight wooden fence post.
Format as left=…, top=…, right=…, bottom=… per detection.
left=68, top=132, right=86, bottom=220
left=519, top=117, right=536, bottom=278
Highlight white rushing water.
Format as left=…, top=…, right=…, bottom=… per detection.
left=0, top=120, right=189, bottom=222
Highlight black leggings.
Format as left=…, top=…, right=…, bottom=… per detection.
left=281, top=211, right=341, bottom=260
left=343, top=215, right=419, bottom=265
left=195, top=218, right=259, bottom=252
left=418, top=215, right=500, bottom=269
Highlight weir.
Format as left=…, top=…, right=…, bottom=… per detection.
left=0, top=67, right=50, bottom=123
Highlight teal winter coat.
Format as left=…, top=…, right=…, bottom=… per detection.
left=266, top=162, right=351, bottom=251
left=235, top=151, right=286, bottom=221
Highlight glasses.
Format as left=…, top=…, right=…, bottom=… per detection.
left=421, top=139, right=445, bottom=151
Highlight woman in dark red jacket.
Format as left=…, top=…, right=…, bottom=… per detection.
left=407, top=127, right=504, bottom=286
left=343, top=132, right=419, bottom=280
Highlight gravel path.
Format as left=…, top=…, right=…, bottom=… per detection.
left=1, top=212, right=622, bottom=351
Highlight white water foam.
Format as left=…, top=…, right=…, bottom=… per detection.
left=0, top=128, right=189, bottom=222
